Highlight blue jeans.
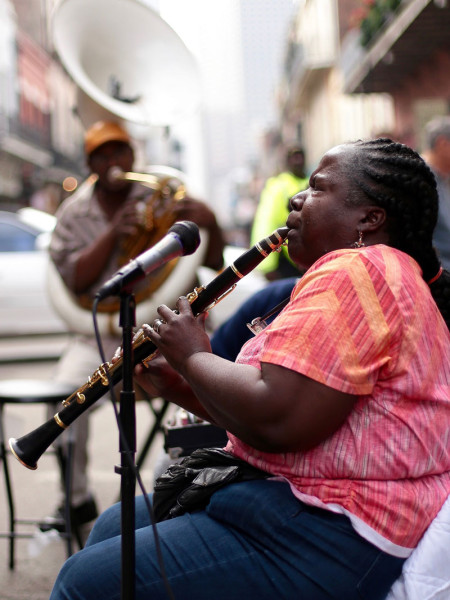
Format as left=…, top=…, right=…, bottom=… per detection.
left=50, top=480, right=405, bottom=600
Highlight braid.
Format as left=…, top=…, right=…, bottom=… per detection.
left=346, top=137, right=450, bottom=329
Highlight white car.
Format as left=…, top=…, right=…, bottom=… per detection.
left=0, top=207, right=267, bottom=337
left=0, top=208, right=68, bottom=336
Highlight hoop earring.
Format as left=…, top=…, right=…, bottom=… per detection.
left=353, top=230, right=365, bottom=248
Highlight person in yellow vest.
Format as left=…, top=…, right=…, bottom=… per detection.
left=251, top=144, right=308, bottom=280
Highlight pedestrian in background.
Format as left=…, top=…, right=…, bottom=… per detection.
left=422, top=115, right=450, bottom=270
left=250, top=144, right=308, bottom=280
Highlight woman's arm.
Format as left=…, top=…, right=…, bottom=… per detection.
left=134, top=350, right=218, bottom=424
left=135, top=297, right=357, bottom=453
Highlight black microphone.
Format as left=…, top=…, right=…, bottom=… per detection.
left=96, top=221, right=200, bottom=300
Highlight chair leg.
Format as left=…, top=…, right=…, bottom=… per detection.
left=0, top=406, right=16, bottom=569
left=136, top=399, right=170, bottom=470
left=56, top=443, right=75, bottom=557
left=64, top=432, right=85, bottom=552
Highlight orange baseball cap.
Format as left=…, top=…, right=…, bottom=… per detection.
left=84, top=121, right=131, bottom=155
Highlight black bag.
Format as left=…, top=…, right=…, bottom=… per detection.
left=153, top=447, right=269, bottom=522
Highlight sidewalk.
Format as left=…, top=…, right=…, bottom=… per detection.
left=0, top=358, right=165, bottom=599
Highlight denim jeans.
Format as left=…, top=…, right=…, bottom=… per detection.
left=50, top=480, right=405, bottom=600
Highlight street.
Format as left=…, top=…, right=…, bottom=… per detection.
left=0, top=334, right=167, bottom=600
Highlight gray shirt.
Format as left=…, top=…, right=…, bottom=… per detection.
left=432, top=169, right=450, bottom=271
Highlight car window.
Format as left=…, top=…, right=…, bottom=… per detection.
left=0, top=222, right=37, bottom=252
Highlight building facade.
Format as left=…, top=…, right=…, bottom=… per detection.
left=0, top=0, right=83, bottom=212
left=342, top=0, right=450, bottom=150
left=277, top=0, right=395, bottom=171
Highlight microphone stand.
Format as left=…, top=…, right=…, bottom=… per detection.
left=115, top=290, right=137, bottom=600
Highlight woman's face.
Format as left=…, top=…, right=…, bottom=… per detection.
left=286, top=144, right=368, bottom=270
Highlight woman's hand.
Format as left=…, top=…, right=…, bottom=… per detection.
left=134, top=345, right=186, bottom=398
left=145, top=298, right=212, bottom=375
left=134, top=322, right=216, bottom=422
left=112, top=326, right=186, bottom=397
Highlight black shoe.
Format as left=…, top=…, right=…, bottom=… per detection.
left=39, top=496, right=98, bottom=534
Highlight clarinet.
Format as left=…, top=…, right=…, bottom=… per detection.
left=9, top=227, right=289, bottom=470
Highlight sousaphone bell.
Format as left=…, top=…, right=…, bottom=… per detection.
left=48, top=0, right=208, bottom=336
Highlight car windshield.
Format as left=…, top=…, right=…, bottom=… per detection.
left=0, top=222, right=38, bottom=252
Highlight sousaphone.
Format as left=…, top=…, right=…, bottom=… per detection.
left=48, top=0, right=207, bottom=336
left=52, top=0, right=201, bottom=127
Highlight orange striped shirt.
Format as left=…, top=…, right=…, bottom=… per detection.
left=227, top=245, right=450, bottom=557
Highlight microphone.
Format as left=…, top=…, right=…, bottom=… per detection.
left=96, top=220, right=200, bottom=300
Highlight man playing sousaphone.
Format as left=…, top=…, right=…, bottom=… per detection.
left=41, top=120, right=225, bottom=541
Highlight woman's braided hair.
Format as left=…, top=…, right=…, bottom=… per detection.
left=345, top=137, right=450, bottom=329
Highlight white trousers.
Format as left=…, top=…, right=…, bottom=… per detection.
left=48, top=334, right=120, bottom=506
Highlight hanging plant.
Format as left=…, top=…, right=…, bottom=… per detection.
left=356, top=0, right=403, bottom=47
